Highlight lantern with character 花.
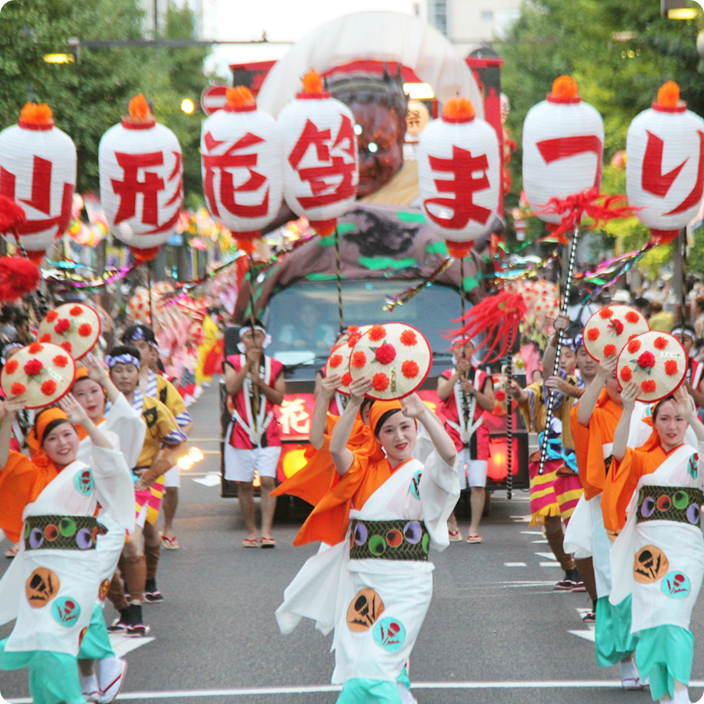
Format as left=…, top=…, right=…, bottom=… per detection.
left=99, top=95, right=183, bottom=262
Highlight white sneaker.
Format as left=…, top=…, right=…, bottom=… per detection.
left=98, top=656, right=128, bottom=704
left=80, top=673, right=100, bottom=703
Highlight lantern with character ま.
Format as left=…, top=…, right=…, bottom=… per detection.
left=417, top=97, right=500, bottom=259
left=626, top=81, right=704, bottom=245
left=0, top=103, right=76, bottom=262
left=99, top=95, right=183, bottom=262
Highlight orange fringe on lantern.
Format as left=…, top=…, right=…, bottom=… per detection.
left=226, top=86, right=256, bottom=108
left=302, top=70, right=324, bottom=95
left=20, top=103, right=53, bottom=125
left=657, top=81, right=680, bottom=108
left=552, top=76, right=578, bottom=99
left=128, top=94, right=152, bottom=123
left=442, top=98, right=475, bottom=120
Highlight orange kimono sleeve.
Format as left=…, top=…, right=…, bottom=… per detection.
left=0, top=452, right=47, bottom=544
left=602, top=447, right=648, bottom=533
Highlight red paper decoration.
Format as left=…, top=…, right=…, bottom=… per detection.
left=418, top=97, right=500, bottom=258
left=0, top=103, right=76, bottom=258
left=279, top=70, right=358, bottom=236
left=522, top=76, right=604, bottom=226
left=99, top=95, right=183, bottom=260
left=626, top=81, right=704, bottom=244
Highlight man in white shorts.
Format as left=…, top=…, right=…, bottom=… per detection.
left=437, top=340, right=494, bottom=543
left=223, top=321, right=285, bottom=548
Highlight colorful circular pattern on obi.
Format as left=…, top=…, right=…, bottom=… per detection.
left=52, top=596, right=81, bottom=627
left=346, top=588, right=385, bottom=632
left=25, top=567, right=61, bottom=608
left=661, top=571, right=691, bottom=599
left=633, top=545, right=669, bottom=584
left=386, top=529, right=403, bottom=548
left=354, top=522, right=368, bottom=545
left=409, top=470, right=422, bottom=500
left=373, top=617, right=406, bottom=653
left=74, top=469, right=94, bottom=497
left=59, top=517, right=77, bottom=537
left=76, top=528, right=93, bottom=550
left=404, top=521, right=423, bottom=544
left=369, top=535, right=386, bottom=556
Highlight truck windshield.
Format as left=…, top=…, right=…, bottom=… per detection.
left=263, top=280, right=463, bottom=364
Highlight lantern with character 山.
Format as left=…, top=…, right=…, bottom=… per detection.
left=522, top=76, right=604, bottom=227
left=279, top=70, right=358, bottom=236
left=201, top=87, right=282, bottom=248
left=99, top=95, right=183, bottom=261
left=627, top=81, right=704, bottom=245
left=0, top=103, right=76, bottom=261
left=417, top=97, right=500, bottom=259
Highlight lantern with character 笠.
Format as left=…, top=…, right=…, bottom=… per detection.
left=0, top=103, right=76, bottom=261
left=99, top=95, right=183, bottom=261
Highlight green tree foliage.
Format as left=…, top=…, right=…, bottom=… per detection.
left=0, top=0, right=208, bottom=200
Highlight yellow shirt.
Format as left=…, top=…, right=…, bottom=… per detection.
left=133, top=392, right=186, bottom=469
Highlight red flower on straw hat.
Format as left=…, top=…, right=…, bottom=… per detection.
left=641, top=380, right=656, bottom=393
left=587, top=328, right=600, bottom=341
left=599, top=308, right=613, bottom=319
left=628, top=339, right=641, bottom=353
left=351, top=351, right=367, bottom=368
left=53, top=355, right=69, bottom=368
left=341, top=372, right=352, bottom=386
left=375, top=344, right=396, bottom=365
left=54, top=319, right=70, bottom=334
left=400, top=330, right=418, bottom=346
left=28, top=342, right=43, bottom=354
left=4, top=360, right=18, bottom=374
left=69, top=306, right=82, bottom=316
left=654, top=337, right=669, bottom=350
left=402, top=360, right=419, bottom=379
left=40, top=334, right=52, bottom=343
left=61, top=342, right=72, bottom=353
left=46, top=311, right=58, bottom=323
left=604, top=344, right=616, bottom=356
left=368, top=325, right=386, bottom=342
left=638, top=351, right=656, bottom=369
left=625, top=311, right=640, bottom=324
left=665, top=360, right=679, bottom=376
left=620, top=367, right=632, bottom=382
left=372, top=373, right=389, bottom=391
left=609, top=319, right=624, bottom=335
left=329, top=354, right=343, bottom=369
left=11, top=382, right=26, bottom=395
left=78, top=323, right=92, bottom=337
left=24, top=359, right=43, bottom=376
left=41, top=380, right=57, bottom=396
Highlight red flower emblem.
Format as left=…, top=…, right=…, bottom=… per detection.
left=610, top=319, right=624, bottom=335
left=400, top=330, right=418, bottom=346
left=78, top=323, right=92, bottom=337
left=665, top=360, right=679, bottom=376
left=24, top=359, right=43, bottom=376
left=372, top=373, right=389, bottom=391
left=28, top=342, right=43, bottom=354
left=61, top=341, right=72, bottom=353
left=4, top=359, right=18, bottom=374
left=46, top=310, right=58, bottom=323
left=53, top=355, right=69, bottom=368
left=627, top=339, right=641, bottom=354
left=587, top=328, right=599, bottom=341
left=603, top=344, right=617, bottom=356
left=620, top=366, right=632, bottom=382
left=54, top=319, right=71, bottom=335
left=10, top=382, right=26, bottom=395
left=40, top=334, right=52, bottom=343
left=654, top=336, right=669, bottom=350
left=375, top=343, right=396, bottom=365
left=351, top=351, right=367, bottom=369
left=625, top=311, right=640, bottom=324
left=41, top=379, right=57, bottom=396
left=347, top=334, right=361, bottom=348
left=637, top=351, right=656, bottom=369
left=341, top=372, right=352, bottom=386
left=641, top=379, right=656, bottom=393
left=347, top=325, right=359, bottom=334
left=329, top=354, right=343, bottom=369
left=599, top=308, right=613, bottom=319
left=401, top=360, right=419, bottom=379
left=69, top=305, right=83, bottom=316
left=368, top=325, right=386, bottom=342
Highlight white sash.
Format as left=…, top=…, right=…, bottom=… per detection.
left=232, top=354, right=274, bottom=446
left=447, top=368, right=483, bottom=444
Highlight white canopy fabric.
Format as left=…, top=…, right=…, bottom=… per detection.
left=256, top=11, right=484, bottom=118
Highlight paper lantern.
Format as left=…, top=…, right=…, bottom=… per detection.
left=99, top=95, right=183, bottom=261
left=522, top=76, right=604, bottom=225
left=626, top=81, right=704, bottom=244
left=418, top=97, right=500, bottom=259
left=0, top=103, right=76, bottom=259
left=201, top=87, right=282, bottom=243
left=279, top=70, right=358, bottom=236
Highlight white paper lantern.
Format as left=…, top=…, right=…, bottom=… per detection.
left=279, top=71, right=358, bottom=236
left=523, top=77, right=604, bottom=225
left=99, top=96, right=183, bottom=259
left=0, top=104, right=76, bottom=258
left=418, top=98, right=500, bottom=258
left=201, top=87, right=282, bottom=239
left=627, top=81, right=704, bottom=244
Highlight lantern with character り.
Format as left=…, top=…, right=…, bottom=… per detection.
left=99, top=95, right=183, bottom=262
left=0, top=103, right=76, bottom=261
left=522, top=76, right=604, bottom=227
left=417, top=97, right=500, bottom=259
left=278, top=70, right=358, bottom=236
left=626, top=81, right=704, bottom=245
left=201, top=87, right=283, bottom=248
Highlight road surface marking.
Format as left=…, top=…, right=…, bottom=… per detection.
left=109, top=634, right=155, bottom=657
left=192, top=473, right=221, bottom=487
left=520, top=531, right=543, bottom=535
left=540, top=562, right=560, bottom=567
left=535, top=552, right=557, bottom=560
left=504, top=562, right=527, bottom=567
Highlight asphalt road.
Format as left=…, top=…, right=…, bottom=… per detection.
left=2, top=381, right=704, bottom=704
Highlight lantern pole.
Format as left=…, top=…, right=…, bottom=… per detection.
left=538, top=225, right=581, bottom=475
left=147, top=263, right=154, bottom=327
left=334, top=225, right=344, bottom=334
left=505, top=351, right=513, bottom=499
left=459, top=257, right=466, bottom=319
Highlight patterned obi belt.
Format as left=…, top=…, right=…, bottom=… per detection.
left=350, top=519, right=430, bottom=561
left=24, top=515, right=106, bottom=552
left=636, top=486, right=703, bottom=527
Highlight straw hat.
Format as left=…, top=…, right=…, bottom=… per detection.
left=324, top=326, right=370, bottom=396
left=348, top=323, right=432, bottom=400
left=1, top=341, right=77, bottom=409
left=616, top=331, right=687, bottom=402
left=37, top=303, right=102, bottom=360
left=583, top=305, right=650, bottom=361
